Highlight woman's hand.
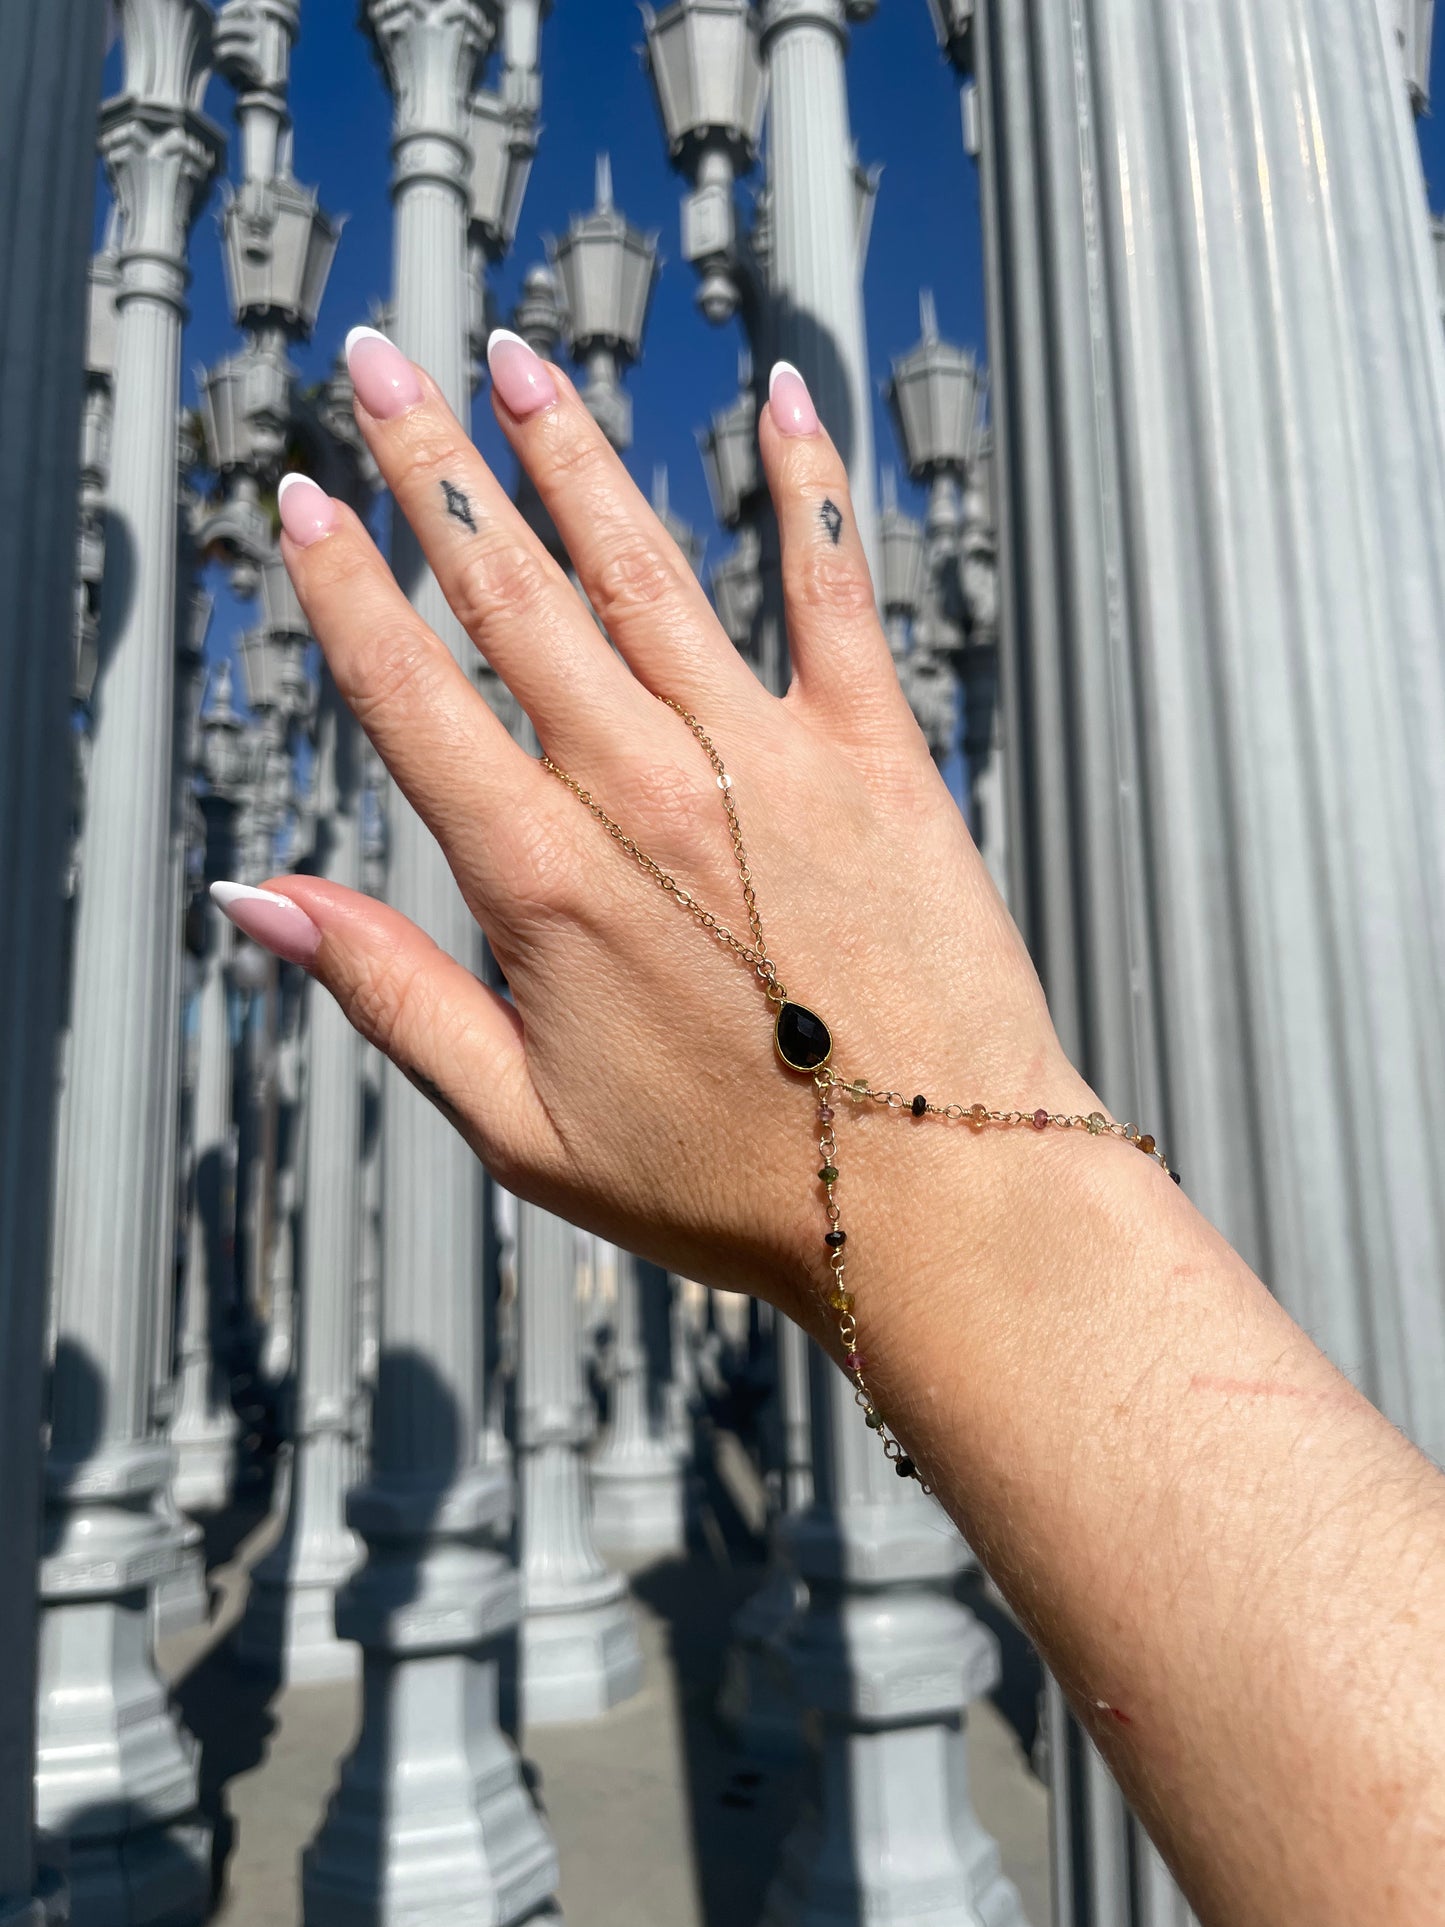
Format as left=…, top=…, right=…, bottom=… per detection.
left=228, top=329, right=1083, bottom=1330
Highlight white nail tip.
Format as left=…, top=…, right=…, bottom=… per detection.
left=344, top=324, right=392, bottom=356
left=487, top=327, right=532, bottom=359
left=210, top=881, right=298, bottom=913
left=277, top=472, right=321, bottom=502
left=769, top=360, right=804, bottom=395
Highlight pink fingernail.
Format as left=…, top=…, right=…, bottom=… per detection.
left=769, top=360, right=820, bottom=437
left=487, top=328, right=558, bottom=419
left=211, top=882, right=321, bottom=967
left=277, top=472, right=338, bottom=546
left=345, top=325, right=423, bottom=419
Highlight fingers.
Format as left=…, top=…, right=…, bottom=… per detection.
left=210, top=877, right=557, bottom=1189
left=484, top=329, right=764, bottom=716
left=758, top=362, right=912, bottom=732
left=275, top=474, right=565, bottom=910
left=343, top=327, right=652, bottom=764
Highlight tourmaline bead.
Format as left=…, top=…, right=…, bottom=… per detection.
left=894, top=1456, right=916, bottom=1479
left=970, top=1103, right=988, bottom=1127
left=1032, top=1108, right=1050, bottom=1130
left=828, top=1289, right=853, bottom=1312
left=818, top=1165, right=839, bottom=1184
left=1138, top=1133, right=1157, bottom=1155
left=1087, top=1111, right=1108, bottom=1135
left=911, top=1094, right=928, bottom=1117
left=1171, top=1170, right=1183, bottom=1185
left=864, top=1407, right=883, bottom=1430
left=817, top=1105, right=835, bottom=1122
left=845, top=1351, right=866, bottom=1372
left=824, top=1229, right=847, bottom=1247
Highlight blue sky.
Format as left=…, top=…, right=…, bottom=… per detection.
left=96, top=5, right=1445, bottom=686
left=100, top=0, right=984, bottom=669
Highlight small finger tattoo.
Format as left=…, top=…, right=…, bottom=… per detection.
left=441, top=479, right=477, bottom=534
left=819, top=498, right=843, bottom=545
left=402, top=1065, right=464, bottom=1129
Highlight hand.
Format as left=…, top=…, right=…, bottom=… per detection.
left=228, top=331, right=1087, bottom=1330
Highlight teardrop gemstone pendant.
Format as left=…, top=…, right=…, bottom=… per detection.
left=774, top=1002, right=833, bottom=1072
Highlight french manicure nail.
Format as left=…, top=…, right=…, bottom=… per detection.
left=487, top=328, right=558, bottom=419
left=211, top=882, right=322, bottom=968
left=769, top=360, right=821, bottom=437
left=345, top=325, right=423, bottom=419
left=277, top=472, right=338, bottom=546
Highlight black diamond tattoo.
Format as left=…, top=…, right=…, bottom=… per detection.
left=441, top=478, right=477, bottom=534
left=819, top=498, right=843, bottom=545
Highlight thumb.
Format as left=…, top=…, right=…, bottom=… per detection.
left=210, top=876, right=548, bottom=1185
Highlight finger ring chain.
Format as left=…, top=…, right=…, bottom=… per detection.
left=542, top=699, right=1178, bottom=1496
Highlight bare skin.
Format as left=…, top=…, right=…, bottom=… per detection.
left=245, top=334, right=1445, bottom=1926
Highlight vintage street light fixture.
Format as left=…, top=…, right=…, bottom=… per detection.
left=548, top=154, right=659, bottom=450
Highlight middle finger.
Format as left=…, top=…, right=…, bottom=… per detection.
left=344, top=325, right=650, bottom=766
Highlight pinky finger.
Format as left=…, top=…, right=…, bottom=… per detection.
left=210, top=876, right=556, bottom=1187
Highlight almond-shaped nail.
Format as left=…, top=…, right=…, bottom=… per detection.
left=211, top=882, right=321, bottom=967
left=769, top=360, right=820, bottom=437
left=345, top=325, right=423, bottom=419
left=487, top=328, right=558, bottom=419
left=277, top=472, right=338, bottom=546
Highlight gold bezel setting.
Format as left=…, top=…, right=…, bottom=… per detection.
left=774, top=1002, right=833, bottom=1073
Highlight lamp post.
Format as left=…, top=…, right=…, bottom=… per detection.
left=969, top=0, right=1445, bottom=1916
left=642, top=0, right=767, bottom=327
left=0, top=7, right=109, bottom=1921
left=169, top=668, right=247, bottom=1520
left=1389, top=0, right=1436, bottom=113
left=303, top=5, right=558, bottom=1918
left=549, top=153, right=659, bottom=453
left=878, top=468, right=926, bottom=660
left=35, top=3, right=221, bottom=1918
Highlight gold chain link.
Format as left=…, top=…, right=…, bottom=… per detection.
left=541, top=699, right=788, bottom=1005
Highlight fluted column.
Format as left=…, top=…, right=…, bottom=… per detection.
left=517, top=1206, right=642, bottom=1723
left=0, top=6, right=108, bottom=1923
left=716, top=1310, right=812, bottom=1758
left=590, top=1247, right=687, bottom=1560
left=761, top=0, right=877, bottom=580
left=303, top=4, right=557, bottom=1918
left=764, top=1355, right=1024, bottom=1927
left=971, top=0, right=1445, bottom=1913
left=170, top=814, right=241, bottom=1516
left=34, top=7, right=220, bottom=1922
left=238, top=680, right=365, bottom=1685
left=760, top=4, right=1023, bottom=1918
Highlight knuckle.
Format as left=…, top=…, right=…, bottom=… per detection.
left=388, top=414, right=468, bottom=488
left=451, top=537, right=552, bottom=636
left=535, top=419, right=609, bottom=487
left=628, top=758, right=715, bottom=845
left=342, top=625, right=448, bottom=729
left=340, top=948, right=430, bottom=1060
left=491, top=807, right=585, bottom=924
left=586, top=538, right=680, bottom=628
left=791, top=540, right=876, bottom=621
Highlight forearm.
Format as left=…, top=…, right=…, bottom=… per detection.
left=849, top=1110, right=1445, bottom=1925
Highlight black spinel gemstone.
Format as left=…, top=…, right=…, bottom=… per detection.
left=774, top=1002, right=832, bottom=1071
left=894, top=1456, right=917, bottom=1480
left=824, top=1230, right=847, bottom=1248
left=1171, top=1170, right=1183, bottom=1185
left=911, top=1094, right=928, bottom=1117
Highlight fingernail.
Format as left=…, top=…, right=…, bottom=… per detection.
left=211, top=882, right=322, bottom=967
left=345, top=325, right=423, bottom=419
left=277, top=472, right=338, bottom=546
left=769, top=360, right=821, bottom=437
left=487, top=328, right=557, bottom=419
